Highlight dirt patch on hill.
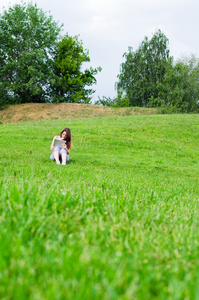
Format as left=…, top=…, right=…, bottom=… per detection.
left=0, top=103, right=158, bottom=124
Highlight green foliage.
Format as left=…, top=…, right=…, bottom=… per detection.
left=155, top=55, right=199, bottom=113
left=0, top=114, right=199, bottom=299
left=0, top=2, right=62, bottom=103
left=95, top=91, right=129, bottom=108
left=116, top=90, right=130, bottom=107
left=0, top=3, right=100, bottom=105
left=52, top=34, right=101, bottom=103
left=117, top=29, right=172, bottom=107
left=95, top=96, right=117, bottom=107
left=117, top=30, right=199, bottom=113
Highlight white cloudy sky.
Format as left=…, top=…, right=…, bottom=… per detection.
left=1, top=0, right=199, bottom=101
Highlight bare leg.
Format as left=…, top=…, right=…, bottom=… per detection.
left=61, top=152, right=67, bottom=164
left=54, top=151, right=59, bottom=163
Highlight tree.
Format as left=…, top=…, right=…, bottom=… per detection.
left=52, top=34, right=101, bottom=103
left=116, top=30, right=172, bottom=107
left=116, top=30, right=199, bottom=112
left=0, top=3, right=100, bottom=105
left=0, top=2, right=62, bottom=104
left=156, top=55, right=199, bottom=112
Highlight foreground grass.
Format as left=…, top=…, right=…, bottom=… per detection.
left=0, top=114, right=199, bottom=299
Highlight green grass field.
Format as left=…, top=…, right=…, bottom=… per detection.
left=0, top=114, right=199, bottom=299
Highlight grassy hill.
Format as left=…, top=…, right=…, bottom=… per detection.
left=0, top=111, right=199, bottom=299
left=0, top=103, right=158, bottom=124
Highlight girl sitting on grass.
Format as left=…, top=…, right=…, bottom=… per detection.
left=50, top=127, right=72, bottom=165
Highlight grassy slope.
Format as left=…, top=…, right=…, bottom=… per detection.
left=0, top=114, right=199, bottom=299
left=0, top=103, right=158, bottom=124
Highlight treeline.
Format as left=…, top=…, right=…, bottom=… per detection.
left=0, top=3, right=199, bottom=113
left=97, top=30, right=199, bottom=113
left=0, top=3, right=101, bottom=106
